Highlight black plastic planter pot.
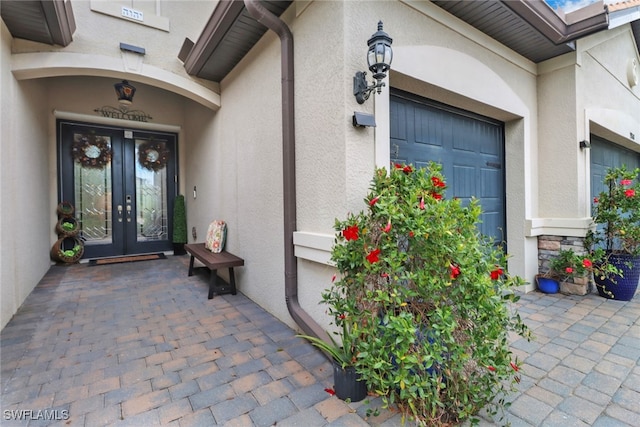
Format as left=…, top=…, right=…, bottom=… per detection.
left=333, top=361, right=367, bottom=402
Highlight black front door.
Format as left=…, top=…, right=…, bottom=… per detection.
left=58, top=121, right=178, bottom=259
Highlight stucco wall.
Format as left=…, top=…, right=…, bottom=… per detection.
left=536, top=23, right=640, bottom=228
left=11, top=1, right=215, bottom=87
left=1, top=23, right=52, bottom=329
left=579, top=25, right=640, bottom=159
left=183, top=0, right=547, bottom=332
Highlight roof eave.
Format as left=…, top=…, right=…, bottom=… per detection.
left=0, top=0, right=76, bottom=47
left=501, top=0, right=609, bottom=45
left=182, top=0, right=246, bottom=77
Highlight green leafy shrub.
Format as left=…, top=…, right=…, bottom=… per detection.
left=588, top=166, right=640, bottom=256
left=324, top=162, right=531, bottom=426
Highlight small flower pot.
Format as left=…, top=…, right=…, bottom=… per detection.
left=535, top=275, right=559, bottom=294
left=333, top=361, right=367, bottom=402
left=55, top=217, right=79, bottom=237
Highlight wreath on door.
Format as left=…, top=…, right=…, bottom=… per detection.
left=138, top=140, right=170, bottom=172
left=72, top=134, right=112, bottom=168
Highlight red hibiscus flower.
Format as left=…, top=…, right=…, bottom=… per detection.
left=431, top=192, right=442, bottom=201
left=582, top=259, right=592, bottom=268
left=369, top=196, right=380, bottom=206
left=409, top=231, right=415, bottom=237
left=450, top=264, right=461, bottom=280
left=621, top=179, right=632, bottom=186
left=565, top=267, right=573, bottom=274
left=366, top=248, right=381, bottom=264
left=431, top=176, right=446, bottom=188
left=324, top=388, right=336, bottom=396
left=382, top=220, right=392, bottom=233
left=487, top=366, right=496, bottom=372
left=625, top=189, right=635, bottom=198
left=490, top=268, right=503, bottom=280
left=342, top=225, right=359, bottom=241
left=394, top=163, right=403, bottom=169
left=593, top=197, right=599, bottom=203
left=403, top=165, right=413, bottom=174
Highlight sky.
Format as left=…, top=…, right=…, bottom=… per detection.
left=545, top=0, right=619, bottom=13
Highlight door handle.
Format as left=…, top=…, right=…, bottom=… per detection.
left=117, top=205, right=123, bottom=222
left=126, top=204, right=132, bottom=222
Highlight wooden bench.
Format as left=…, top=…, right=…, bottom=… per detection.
left=185, top=243, right=244, bottom=299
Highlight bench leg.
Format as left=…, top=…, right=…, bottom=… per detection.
left=188, top=255, right=195, bottom=277
left=229, top=267, right=237, bottom=295
left=208, top=269, right=218, bottom=300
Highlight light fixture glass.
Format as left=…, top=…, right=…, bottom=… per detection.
left=354, top=21, right=393, bottom=104
left=367, top=21, right=393, bottom=84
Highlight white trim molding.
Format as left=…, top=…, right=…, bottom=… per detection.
left=11, top=52, right=221, bottom=111
left=526, top=217, right=593, bottom=237
left=293, top=231, right=334, bottom=266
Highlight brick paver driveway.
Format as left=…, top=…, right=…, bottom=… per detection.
left=1, top=256, right=638, bottom=426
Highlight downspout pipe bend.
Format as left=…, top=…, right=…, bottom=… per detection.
left=243, top=0, right=331, bottom=344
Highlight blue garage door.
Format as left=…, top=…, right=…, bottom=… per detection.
left=590, top=134, right=640, bottom=199
left=390, top=90, right=506, bottom=243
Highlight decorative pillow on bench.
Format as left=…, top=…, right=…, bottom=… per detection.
left=205, top=220, right=227, bottom=253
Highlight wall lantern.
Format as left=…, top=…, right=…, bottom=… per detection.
left=114, top=80, right=136, bottom=105
left=353, top=21, right=393, bottom=104
left=579, top=140, right=591, bottom=149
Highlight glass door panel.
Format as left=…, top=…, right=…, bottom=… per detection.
left=74, top=155, right=114, bottom=246
left=127, top=137, right=172, bottom=251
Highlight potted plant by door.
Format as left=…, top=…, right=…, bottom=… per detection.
left=172, top=194, right=187, bottom=255
left=312, top=162, right=530, bottom=426
left=297, top=319, right=366, bottom=402
left=587, top=166, right=640, bottom=301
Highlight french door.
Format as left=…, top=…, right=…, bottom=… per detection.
left=58, top=121, right=178, bottom=259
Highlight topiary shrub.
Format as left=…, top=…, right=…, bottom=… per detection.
left=172, top=194, right=187, bottom=255
left=324, top=162, right=531, bottom=426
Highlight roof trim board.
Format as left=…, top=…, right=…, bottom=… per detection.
left=0, top=0, right=75, bottom=46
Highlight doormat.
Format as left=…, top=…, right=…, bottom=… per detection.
left=88, top=253, right=166, bottom=266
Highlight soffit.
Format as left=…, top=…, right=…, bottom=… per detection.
left=431, top=0, right=609, bottom=63
left=0, top=0, right=75, bottom=47
left=181, top=0, right=293, bottom=82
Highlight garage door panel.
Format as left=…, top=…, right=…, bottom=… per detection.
left=390, top=101, right=408, bottom=142
left=481, top=168, right=502, bottom=197
left=452, top=165, right=475, bottom=198
left=452, top=118, right=478, bottom=153
left=391, top=92, right=505, bottom=242
left=415, top=107, right=450, bottom=147
left=479, top=126, right=502, bottom=155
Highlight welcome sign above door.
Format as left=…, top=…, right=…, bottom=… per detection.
left=93, top=105, right=153, bottom=123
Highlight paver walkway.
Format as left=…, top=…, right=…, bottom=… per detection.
left=1, top=256, right=638, bottom=426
